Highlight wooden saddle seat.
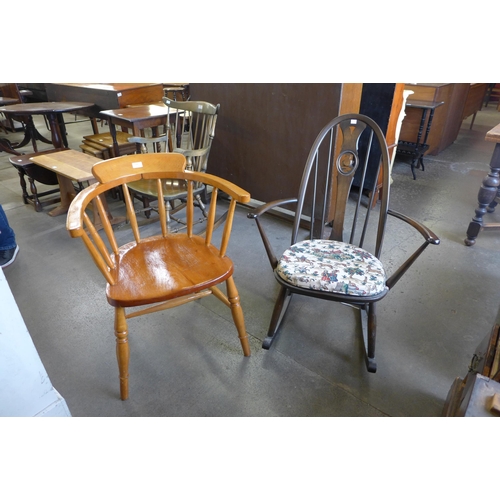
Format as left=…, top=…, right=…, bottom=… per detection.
left=66, top=152, right=251, bottom=400
left=106, top=232, right=233, bottom=308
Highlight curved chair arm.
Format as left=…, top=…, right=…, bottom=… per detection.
left=249, top=198, right=298, bottom=219
left=388, top=209, right=440, bottom=244
left=247, top=198, right=298, bottom=269
left=385, top=209, right=440, bottom=290
left=67, top=182, right=110, bottom=236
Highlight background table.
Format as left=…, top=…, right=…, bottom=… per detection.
left=30, top=149, right=124, bottom=228
left=0, top=101, right=93, bottom=152
left=100, top=104, right=172, bottom=157
left=46, top=83, right=164, bottom=133
left=29, top=149, right=98, bottom=217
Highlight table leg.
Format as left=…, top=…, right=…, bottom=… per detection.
left=56, top=114, right=69, bottom=148
left=0, top=137, right=21, bottom=155
left=410, top=108, right=429, bottom=178
left=418, top=108, right=437, bottom=173
left=46, top=113, right=66, bottom=149
left=465, top=144, right=500, bottom=246
left=108, top=121, right=119, bottom=157
left=48, top=175, right=76, bottom=217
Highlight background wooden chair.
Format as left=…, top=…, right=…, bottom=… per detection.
left=128, top=99, right=220, bottom=224
left=248, top=113, right=440, bottom=372
left=163, top=84, right=190, bottom=102
left=66, top=152, right=251, bottom=400
left=0, top=83, right=25, bottom=132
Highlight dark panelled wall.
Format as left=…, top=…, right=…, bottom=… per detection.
left=190, top=83, right=343, bottom=203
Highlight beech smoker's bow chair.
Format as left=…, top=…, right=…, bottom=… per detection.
left=67, top=152, right=251, bottom=400
left=128, top=99, right=219, bottom=224
left=248, top=113, right=440, bottom=372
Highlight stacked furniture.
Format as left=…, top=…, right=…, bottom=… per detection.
left=79, top=131, right=136, bottom=159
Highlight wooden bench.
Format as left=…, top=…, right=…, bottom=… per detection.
left=9, top=149, right=64, bottom=211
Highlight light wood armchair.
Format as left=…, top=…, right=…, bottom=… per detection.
left=67, top=152, right=251, bottom=400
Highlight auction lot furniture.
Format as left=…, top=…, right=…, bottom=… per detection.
left=21, top=148, right=118, bottom=233
left=248, top=114, right=440, bottom=372
left=66, top=152, right=251, bottom=400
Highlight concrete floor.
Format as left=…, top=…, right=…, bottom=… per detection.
left=1, top=105, right=500, bottom=417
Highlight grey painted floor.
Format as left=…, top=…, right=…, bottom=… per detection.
left=2, top=106, right=500, bottom=417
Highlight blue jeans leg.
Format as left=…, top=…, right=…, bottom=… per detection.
left=0, top=204, right=17, bottom=251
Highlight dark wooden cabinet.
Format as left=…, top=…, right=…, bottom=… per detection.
left=399, top=83, right=470, bottom=155
left=461, top=83, right=489, bottom=128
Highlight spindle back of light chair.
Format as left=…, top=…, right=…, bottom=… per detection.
left=67, top=152, right=249, bottom=287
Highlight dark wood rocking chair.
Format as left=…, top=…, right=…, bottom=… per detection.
left=248, top=113, right=440, bottom=372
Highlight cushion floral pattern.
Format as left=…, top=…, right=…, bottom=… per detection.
left=276, top=239, right=387, bottom=297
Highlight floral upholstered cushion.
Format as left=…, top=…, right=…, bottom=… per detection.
left=276, top=239, right=387, bottom=297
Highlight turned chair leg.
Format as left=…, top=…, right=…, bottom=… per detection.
left=226, top=276, right=251, bottom=356
left=27, top=175, right=43, bottom=212
left=114, top=307, right=130, bottom=400
left=17, top=170, right=30, bottom=205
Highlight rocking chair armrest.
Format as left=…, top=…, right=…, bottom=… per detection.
left=247, top=198, right=298, bottom=270
left=247, top=198, right=298, bottom=219
left=385, top=209, right=440, bottom=290
left=387, top=209, right=440, bottom=245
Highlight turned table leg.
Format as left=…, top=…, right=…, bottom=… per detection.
left=465, top=144, right=500, bottom=246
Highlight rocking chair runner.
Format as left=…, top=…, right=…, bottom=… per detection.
left=248, top=113, right=440, bottom=372
left=67, top=152, right=251, bottom=400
